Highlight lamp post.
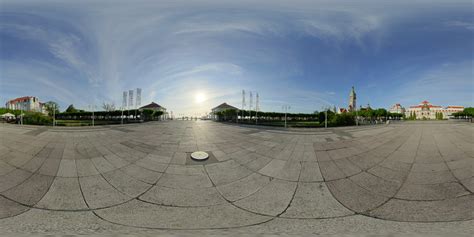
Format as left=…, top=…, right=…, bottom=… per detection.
left=92, top=106, right=95, bottom=126
left=325, top=109, right=328, bottom=128
left=322, top=106, right=332, bottom=129
left=89, top=105, right=95, bottom=127
left=356, top=107, right=359, bottom=126
left=20, top=107, right=23, bottom=125
left=53, top=104, right=56, bottom=127
left=255, top=92, right=259, bottom=125
left=283, top=105, right=291, bottom=128
left=121, top=106, right=124, bottom=125
left=255, top=109, right=258, bottom=125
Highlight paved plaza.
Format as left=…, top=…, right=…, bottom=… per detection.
left=0, top=121, right=472, bottom=235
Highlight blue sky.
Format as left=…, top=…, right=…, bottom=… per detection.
left=0, top=0, right=472, bottom=115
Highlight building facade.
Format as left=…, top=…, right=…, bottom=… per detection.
left=405, top=101, right=463, bottom=119
left=389, top=104, right=405, bottom=114
left=5, top=96, right=44, bottom=113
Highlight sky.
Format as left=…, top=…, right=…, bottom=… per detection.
left=0, top=0, right=473, bottom=115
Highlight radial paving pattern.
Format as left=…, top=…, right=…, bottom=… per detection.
left=0, top=121, right=472, bottom=234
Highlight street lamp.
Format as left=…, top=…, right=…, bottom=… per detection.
left=325, top=109, right=327, bottom=128
left=355, top=107, right=359, bottom=126
left=282, top=105, right=291, bottom=128
left=53, top=103, right=56, bottom=127
left=88, top=105, right=95, bottom=127
left=321, top=106, right=332, bottom=129
left=121, top=106, right=124, bottom=125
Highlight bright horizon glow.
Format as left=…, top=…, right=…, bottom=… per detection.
left=195, top=92, right=206, bottom=104
left=0, top=0, right=472, bottom=116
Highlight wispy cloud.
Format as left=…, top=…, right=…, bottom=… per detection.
left=444, top=20, right=474, bottom=31
left=1, top=1, right=472, bottom=114
left=393, top=61, right=473, bottom=106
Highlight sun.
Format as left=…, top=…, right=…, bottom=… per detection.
left=195, top=92, right=206, bottom=104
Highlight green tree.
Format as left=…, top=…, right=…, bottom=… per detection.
left=22, top=112, right=53, bottom=125
left=102, top=102, right=116, bottom=111
left=331, top=113, right=355, bottom=126
left=464, top=107, right=474, bottom=116
left=142, top=109, right=154, bottom=121
left=224, top=109, right=238, bottom=120
left=43, top=101, right=60, bottom=116
left=374, top=108, right=387, bottom=119
left=65, top=104, right=78, bottom=113
left=318, top=110, right=335, bottom=123
left=152, top=110, right=164, bottom=119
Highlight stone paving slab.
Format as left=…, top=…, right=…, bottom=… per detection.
left=281, top=182, right=353, bottom=218
left=95, top=199, right=272, bottom=229
left=0, top=121, right=473, bottom=234
left=233, top=179, right=297, bottom=216
left=79, top=175, right=131, bottom=209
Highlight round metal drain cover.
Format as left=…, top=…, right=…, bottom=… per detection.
left=191, top=151, right=209, bottom=161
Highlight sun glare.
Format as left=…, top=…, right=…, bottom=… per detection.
left=195, top=92, right=206, bottom=104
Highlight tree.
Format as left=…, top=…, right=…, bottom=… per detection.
left=318, top=110, right=335, bottom=123
left=222, top=109, right=238, bottom=121
left=331, top=113, right=355, bottom=126
left=102, top=102, right=116, bottom=111
left=152, top=110, right=164, bottom=119
left=142, top=109, right=154, bottom=121
left=374, top=108, right=387, bottom=119
left=65, top=104, right=78, bottom=113
left=43, top=101, right=60, bottom=116
left=464, top=107, right=474, bottom=116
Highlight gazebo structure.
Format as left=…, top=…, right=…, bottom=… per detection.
left=139, top=102, right=168, bottom=120
left=0, top=113, right=16, bottom=121
left=211, top=102, right=239, bottom=120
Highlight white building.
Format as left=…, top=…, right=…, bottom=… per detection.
left=405, top=101, right=463, bottom=119
left=389, top=104, right=405, bottom=114
left=5, top=96, right=45, bottom=113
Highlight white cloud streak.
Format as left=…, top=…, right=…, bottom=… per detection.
left=1, top=0, right=472, bottom=113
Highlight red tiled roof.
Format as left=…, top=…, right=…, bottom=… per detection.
left=447, top=106, right=464, bottom=108
left=7, top=96, right=35, bottom=104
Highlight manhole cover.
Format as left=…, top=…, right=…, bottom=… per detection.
left=190, top=151, right=209, bottom=161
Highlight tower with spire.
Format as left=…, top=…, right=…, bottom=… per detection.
left=349, top=86, right=356, bottom=112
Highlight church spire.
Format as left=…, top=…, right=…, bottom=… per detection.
left=349, top=86, right=356, bottom=96
left=349, top=86, right=356, bottom=112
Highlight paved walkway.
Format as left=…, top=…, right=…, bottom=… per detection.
left=0, top=121, right=472, bottom=235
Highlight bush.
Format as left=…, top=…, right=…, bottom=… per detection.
left=330, top=113, right=355, bottom=126
left=23, top=112, right=52, bottom=125
left=0, top=108, right=22, bottom=116
left=152, top=110, right=164, bottom=119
